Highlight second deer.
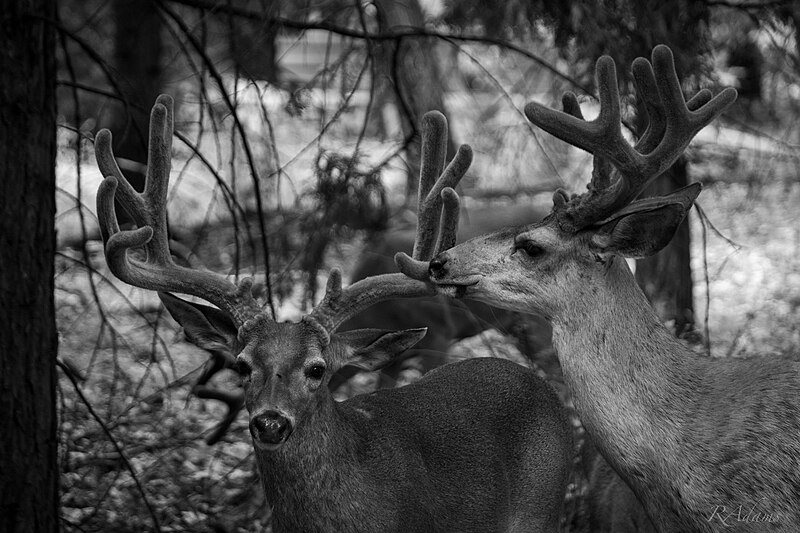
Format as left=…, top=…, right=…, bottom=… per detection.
left=94, top=99, right=573, bottom=532
left=409, top=46, right=799, bottom=532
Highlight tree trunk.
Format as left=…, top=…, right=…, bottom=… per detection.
left=635, top=158, right=695, bottom=337
left=0, top=0, right=59, bottom=531
left=630, top=50, right=697, bottom=337
left=105, top=0, right=163, bottom=198
left=227, top=0, right=279, bottom=83
left=372, top=0, right=456, bottom=200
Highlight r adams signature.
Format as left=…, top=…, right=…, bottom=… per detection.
left=707, top=501, right=781, bottom=527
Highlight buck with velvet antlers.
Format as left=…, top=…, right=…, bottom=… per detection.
left=404, top=45, right=800, bottom=532
left=94, top=100, right=573, bottom=532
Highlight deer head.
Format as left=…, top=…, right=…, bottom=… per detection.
left=95, top=96, right=471, bottom=451
left=157, top=291, right=427, bottom=449
left=404, top=46, right=737, bottom=321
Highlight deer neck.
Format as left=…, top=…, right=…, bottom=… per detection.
left=255, top=397, right=367, bottom=532
left=550, top=257, right=703, bottom=508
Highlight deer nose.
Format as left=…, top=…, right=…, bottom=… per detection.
left=250, top=410, right=292, bottom=446
left=429, top=254, right=449, bottom=278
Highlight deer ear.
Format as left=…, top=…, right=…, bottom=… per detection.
left=589, top=183, right=700, bottom=259
left=158, top=292, right=239, bottom=353
left=333, top=328, right=427, bottom=371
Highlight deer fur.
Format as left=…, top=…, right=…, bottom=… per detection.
left=162, top=293, right=573, bottom=533
left=422, top=46, right=799, bottom=532
left=429, top=219, right=800, bottom=532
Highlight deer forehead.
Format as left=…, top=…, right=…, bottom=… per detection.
left=241, top=321, right=326, bottom=368
left=514, top=225, right=562, bottom=247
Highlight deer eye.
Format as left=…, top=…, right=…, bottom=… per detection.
left=517, top=240, right=545, bottom=258
left=305, top=363, right=326, bottom=380
left=232, top=358, right=252, bottom=377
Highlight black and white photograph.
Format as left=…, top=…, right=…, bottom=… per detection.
left=1, top=0, right=798, bottom=531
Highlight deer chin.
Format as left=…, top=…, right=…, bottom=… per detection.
left=431, top=275, right=482, bottom=298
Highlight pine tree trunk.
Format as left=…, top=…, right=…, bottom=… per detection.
left=631, top=58, right=696, bottom=337
left=635, top=158, right=695, bottom=337
left=228, top=1, right=279, bottom=83
left=0, top=0, right=59, bottom=531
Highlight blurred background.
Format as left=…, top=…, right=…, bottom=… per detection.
left=46, top=0, right=800, bottom=531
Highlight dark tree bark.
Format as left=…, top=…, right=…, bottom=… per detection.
left=105, top=0, right=163, bottom=196
left=635, top=159, right=695, bottom=337
left=629, top=49, right=702, bottom=337
left=629, top=92, right=696, bottom=337
left=227, top=0, right=279, bottom=82
left=0, top=0, right=59, bottom=531
left=373, top=0, right=456, bottom=200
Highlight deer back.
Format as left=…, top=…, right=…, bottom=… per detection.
left=257, top=357, right=573, bottom=533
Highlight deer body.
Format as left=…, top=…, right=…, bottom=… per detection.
left=555, top=256, right=800, bottom=531
left=430, top=214, right=800, bottom=532
left=404, top=46, right=800, bottom=531
left=257, top=357, right=572, bottom=533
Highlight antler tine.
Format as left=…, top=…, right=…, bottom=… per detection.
left=412, top=111, right=472, bottom=261
left=634, top=57, right=715, bottom=155
left=561, top=92, right=584, bottom=120
left=560, top=91, right=616, bottom=193
left=631, top=56, right=667, bottom=156
left=398, top=111, right=473, bottom=279
left=396, top=146, right=472, bottom=280
left=95, top=95, right=261, bottom=328
left=526, top=45, right=736, bottom=230
left=524, top=56, right=625, bottom=170
left=413, top=111, right=448, bottom=260
left=307, top=111, right=472, bottom=337
left=143, top=94, right=174, bottom=222
left=434, top=187, right=461, bottom=255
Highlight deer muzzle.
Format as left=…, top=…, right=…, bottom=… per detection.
left=428, top=253, right=481, bottom=297
left=250, top=410, right=293, bottom=449
left=428, top=254, right=449, bottom=277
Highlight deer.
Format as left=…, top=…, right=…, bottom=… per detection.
left=400, top=45, right=800, bottom=532
left=94, top=95, right=574, bottom=532
left=581, top=440, right=657, bottom=532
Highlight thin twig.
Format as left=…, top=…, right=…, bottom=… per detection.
left=694, top=203, right=742, bottom=250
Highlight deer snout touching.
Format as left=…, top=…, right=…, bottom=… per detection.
left=428, top=253, right=449, bottom=278
left=427, top=252, right=482, bottom=299
left=250, top=410, right=292, bottom=448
